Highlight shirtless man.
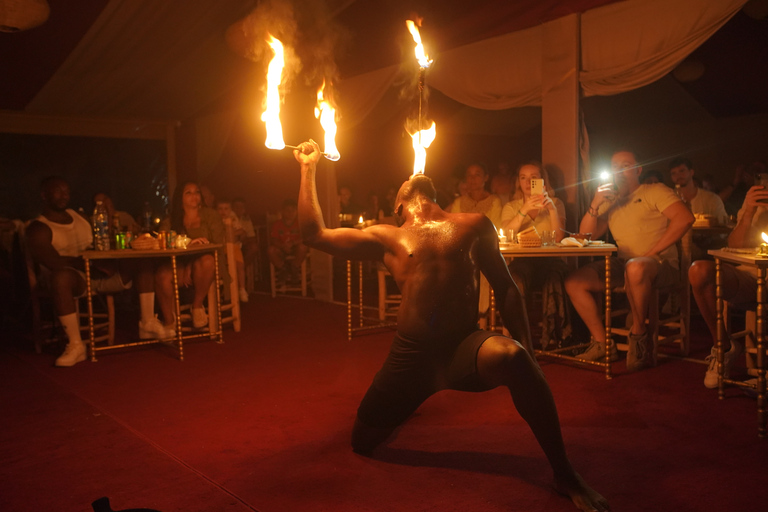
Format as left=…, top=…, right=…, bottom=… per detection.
left=294, top=140, right=609, bottom=512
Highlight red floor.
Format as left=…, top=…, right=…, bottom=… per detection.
left=1, top=294, right=767, bottom=512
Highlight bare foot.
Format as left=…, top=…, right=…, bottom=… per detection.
left=554, top=471, right=610, bottom=512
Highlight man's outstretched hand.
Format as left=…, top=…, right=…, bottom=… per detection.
left=294, top=139, right=321, bottom=166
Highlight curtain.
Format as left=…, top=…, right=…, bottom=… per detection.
left=337, top=0, right=747, bottom=120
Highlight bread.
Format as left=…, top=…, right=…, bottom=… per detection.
left=517, top=226, right=542, bottom=247
left=131, top=233, right=159, bottom=250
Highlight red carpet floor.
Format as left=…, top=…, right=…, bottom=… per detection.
left=1, top=295, right=767, bottom=512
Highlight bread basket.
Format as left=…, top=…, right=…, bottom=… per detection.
left=517, top=226, right=542, bottom=247
left=131, top=235, right=160, bottom=250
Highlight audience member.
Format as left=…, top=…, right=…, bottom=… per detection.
left=500, top=162, right=571, bottom=347
left=216, top=199, right=248, bottom=303
left=339, top=186, right=362, bottom=216
left=447, top=163, right=502, bottom=228
left=689, top=185, right=768, bottom=387
left=92, top=192, right=141, bottom=234
left=200, top=184, right=216, bottom=209
left=26, top=176, right=168, bottom=367
left=363, top=190, right=383, bottom=222
left=699, top=173, right=718, bottom=193
left=639, top=169, right=664, bottom=185
left=269, top=198, right=307, bottom=284
left=565, top=149, right=694, bottom=370
left=720, top=162, right=764, bottom=216
left=157, top=181, right=225, bottom=330
left=669, top=157, right=728, bottom=225
left=491, top=162, right=514, bottom=205
left=232, top=197, right=260, bottom=282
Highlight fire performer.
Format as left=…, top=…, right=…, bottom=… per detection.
left=293, top=140, right=609, bottom=512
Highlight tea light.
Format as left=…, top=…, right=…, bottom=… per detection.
left=498, top=228, right=507, bottom=244
left=761, top=232, right=768, bottom=256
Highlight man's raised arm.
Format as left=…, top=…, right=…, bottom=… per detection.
left=294, top=140, right=388, bottom=261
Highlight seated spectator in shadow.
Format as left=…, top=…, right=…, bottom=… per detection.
left=268, top=199, right=307, bottom=284
left=157, top=181, right=225, bottom=331
left=447, top=163, right=502, bottom=228
left=689, top=185, right=768, bottom=388
left=491, top=161, right=514, bottom=205
left=363, top=190, right=384, bottom=222
left=639, top=168, right=664, bottom=185
left=669, top=157, right=728, bottom=226
left=565, top=149, right=693, bottom=371
left=699, top=172, right=718, bottom=193
left=216, top=199, right=248, bottom=303
left=26, top=176, right=167, bottom=367
left=720, top=162, right=765, bottom=217
left=92, top=192, right=140, bottom=234
left=232, top=196, right=260, bottom=281
left=200, top=184, right=216, bottom=209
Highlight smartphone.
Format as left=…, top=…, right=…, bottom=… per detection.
left=758, top=173, right=768, bottom=203
left=530, top=178, right=544, bottom=196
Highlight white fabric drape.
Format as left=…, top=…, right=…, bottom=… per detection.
left=337, top=0, right=747, bottom=121
left=580, top=0, right=747, bottom=96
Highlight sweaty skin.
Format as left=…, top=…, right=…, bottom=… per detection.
left=293, top=140, right=609, bottom=512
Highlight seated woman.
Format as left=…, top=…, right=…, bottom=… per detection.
left=500, top=162, right=571, bottom=348
left=156, top=181, right=225, bottom=330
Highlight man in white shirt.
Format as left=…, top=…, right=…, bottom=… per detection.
left=26, top=176, right=170, bottom=367
left=689, top=186, right=768, bottom=387
left=669, top=157, right=728, bottom=225
left=565, top=150, right=694, bottom=371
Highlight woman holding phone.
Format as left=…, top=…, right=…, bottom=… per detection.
left=500, top=162, right=572, bottom=349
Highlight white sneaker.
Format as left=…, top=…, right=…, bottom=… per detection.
left=704, top=342, right=743, bottom=389
left=191, top=307, right=208, bottom=329
left=139, top=316, right=176, bottom=340
left=55, top=342, right=86, bottom=367
left=577, top=340, right=619, bottom=362
left=239, top=288, right=249, bottom=303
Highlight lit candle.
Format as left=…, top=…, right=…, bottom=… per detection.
left=761, top=232, right=768, bottom=255
left=498, top=228, right=507, bottom=244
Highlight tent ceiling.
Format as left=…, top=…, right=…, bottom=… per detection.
left=0, top=0, right=765, bottom=122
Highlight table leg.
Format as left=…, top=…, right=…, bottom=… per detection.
left=359, top=261, right=364, bottom=328
left=604, top=255, right=612, bottom=380
left=171, top=255, right=183, bottom=361
left=347, top=260, right=352, bottom=341
left=84, top=256, right=96, bottom=362
left=756, top=266, right=766, bottom=438
left=213, top=249, right=223, bottom=344
left=716, top=258, right=725, bottom=400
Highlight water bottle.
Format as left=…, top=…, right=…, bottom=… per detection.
left=142, top=201, right=153, bottom=233
left=92, top=201, right=110, bottom=251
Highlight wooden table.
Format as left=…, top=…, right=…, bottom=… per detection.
left=496, top=242, right=618, bottom=379
left=81, top=245, right=223, bottom=361
left=709, top=248, right=767, bottom=437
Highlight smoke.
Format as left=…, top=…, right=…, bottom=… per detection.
left=228, top=0, right=347, bottom=106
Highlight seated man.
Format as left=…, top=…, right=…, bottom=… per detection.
left=669, top=157, right=728, bottom=258
left=293, top=140, right=608, bottom=511
left=26, top=176, right=172, bottom=367
left=689, top=185, right=768, bottom=387
left=268, top=199, right=307, bottom=284
left=565, top=149, right=694, bottom=371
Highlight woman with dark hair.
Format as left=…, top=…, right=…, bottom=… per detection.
left=156, top=181, right=225, bottom=330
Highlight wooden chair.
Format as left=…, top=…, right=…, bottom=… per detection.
left=377, top=263, right=401, bottom=321
left=21, top=228, right=114, bottom=354
left=611, top=227, right=692, bottom=357
left=722, top=304, right=762, bottom=378
left=267, top=212, right=311, bottom=297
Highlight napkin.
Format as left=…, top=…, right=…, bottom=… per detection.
left=560, top=237, right=586, bottom=247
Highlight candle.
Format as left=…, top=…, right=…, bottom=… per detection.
left=498, top=228, right=507, bottom=244
left=761, top=233, right=768, bottom=256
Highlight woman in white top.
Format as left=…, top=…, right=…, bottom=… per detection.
left=501, top=162, right=566, bottom=242
left=500, top=162, right=572, bottom=349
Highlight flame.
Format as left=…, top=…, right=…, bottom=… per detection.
left=314, top=81, right=340, bottom=162
left=261, top=34, right=285, bottom=150
left=358, top=215, right=364, bottom=225
left=406, top=20, right=432, bottom=69
left=499, top=228, right=504, bottom=239
left=410, top=121, right=436, bottom=175
left=762, top=232, right=768, bottom=244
